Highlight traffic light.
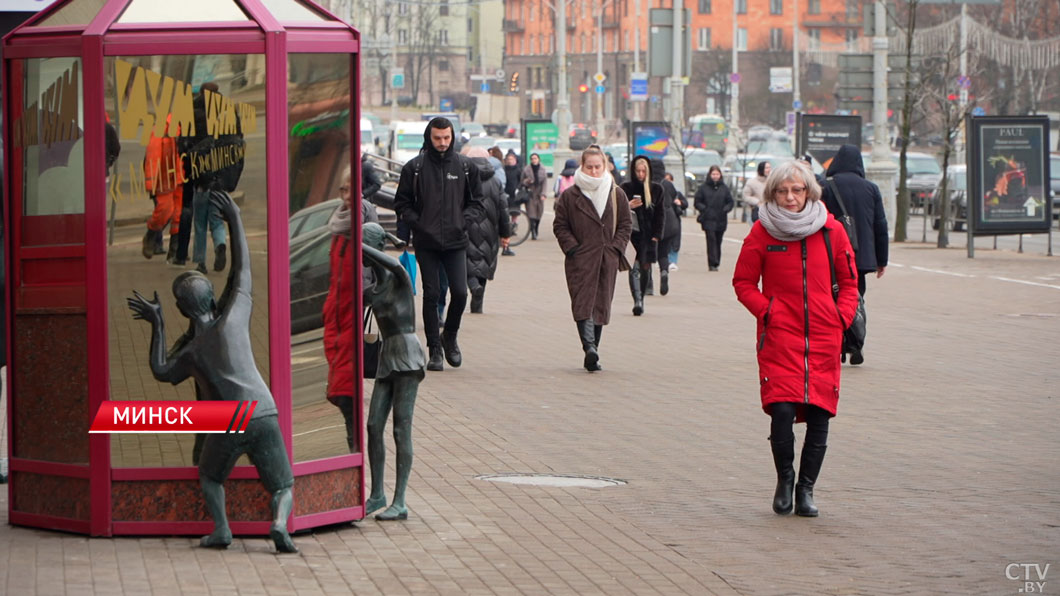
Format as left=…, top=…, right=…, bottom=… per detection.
left=578, top=83, right=589, bottom=93
left=509, top=72, right=519, bottom=93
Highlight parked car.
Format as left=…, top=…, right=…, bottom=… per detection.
left=467, top=135, right=497, bottom=149
left=682, top=147, right=723, bottom=195
left=495, top=137, right=521, bottom=157
left=461, top=122, right=487, bottom=142
left=863, top=151, right=942, bottom=209
left=569, top=123, right=597, bottom=150
left=602, top=142, right=628, bottom=179
left=930, top=164, right=967, bottom=231
left=723, top=154, right=783, bottom=197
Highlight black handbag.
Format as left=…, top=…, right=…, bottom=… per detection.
left=826, top=177, right=859, bottom=253
left=363, top=306, right=380, bottom=379
left=822, top=228, right=866, bottom=352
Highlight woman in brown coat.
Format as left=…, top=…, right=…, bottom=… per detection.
left=521, top=153, right=549, bottom=239
left=553, top=146, right=633, bottom=372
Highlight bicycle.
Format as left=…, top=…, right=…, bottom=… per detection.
left=507, top=207, right=531, bottom=247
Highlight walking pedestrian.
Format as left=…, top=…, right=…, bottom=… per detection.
left=141, top=114, right=184, bottom=262
left=693, top=165, right=735, bottom=271
left=742, top=160, right=770, bottom=223
left=663, top=172, right=687, bottom=271
left=732, top=160, right=859, bottom=518
left=393, top=117, right=484, bottom=371
left=619, top=155, right=664, bottom=315
left=463, top=147, right=512, bottom=313
left=652, top=159, right=679, bottom=294
left=553, top=145, right=632, bottom=372
left=819, top=144, right=888, bottom=366
left=521, top=153, right=548, bottom=240
left=554, top=158, right=577, bottom=196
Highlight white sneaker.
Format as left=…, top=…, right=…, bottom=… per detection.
left=668, top=263, right=678, bottom=272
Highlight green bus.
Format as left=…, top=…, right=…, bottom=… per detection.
left=688, top=114, right=730, bottom=154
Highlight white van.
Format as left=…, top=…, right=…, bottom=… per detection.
left=389, top=120, right=428, bottom=165
left=360, top=117, right=377, bottom=156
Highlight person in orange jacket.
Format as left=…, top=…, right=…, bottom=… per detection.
left=142, top=114, right=184, bottom=261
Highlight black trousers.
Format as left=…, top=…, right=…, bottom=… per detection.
left=416, top=248, right=467, bottom=347
left=769, top=403, right=830, bottom=446
left=705, top=230, right=724, bottom=268
left=175, top=183, right=195, bottom=261
left=857, top=270, right=869, bottom=296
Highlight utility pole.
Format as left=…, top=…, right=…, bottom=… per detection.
left=596, top=1, right=606, bottom=142
left=956, top=2, right=968, bottom=164
left=671, top=0, right=684, bottom=131
left=792, top=0, right=800, bottom=115
left=864, top=0, right=898, bottom=238
left=634, top=0, right=642, bottom=121
left=555, top=0, right=571, bottom=147
left=726, top=0, right=740, bottom=160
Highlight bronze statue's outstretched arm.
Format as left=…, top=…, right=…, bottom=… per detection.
left=127, top=290, right=184, bottom=383
left=362, top=244, right=407, bottom=283
left=211, top=191, right=250, bottom=314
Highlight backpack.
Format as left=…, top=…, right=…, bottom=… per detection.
left=409, top=151, right=474, bottom=210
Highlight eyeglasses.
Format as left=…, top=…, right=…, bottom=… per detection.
left=774, top=186, right=807, bottom=197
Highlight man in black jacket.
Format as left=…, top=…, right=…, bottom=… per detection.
left=820, top=144, right=889, bottom=365
left=393, top=117, right=484, bottom=371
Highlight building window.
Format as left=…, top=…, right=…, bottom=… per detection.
left=737, top=0, right=747, bottom=14
left=698, top=27, right=711, bottom=50
left=846, top=29, right=859, bottom=51
left=770, top=0, right=782, bottom=15
left=808, top=0, right=820, bottom=15
left=737, top=28, right=748, bottom=51
left=398, top=4, right=408, bottom=16
left=468, top=18, right=473, bottom=33
left=847, top=0, right=859, bottom=19
left=397, top=28, right=407, bottom=45
left=698, top=0, right=711, bottom=13
left=770, top=28, right=783, bottom=50
left=439, top=30, right=449, bottom=45
left=439, top=60, right=450, bottom=71
left=440, top=0, right=448, bottom=17
left=808, top=28, right=821, bottom=50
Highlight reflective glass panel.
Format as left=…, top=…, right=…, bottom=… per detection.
left=258, top=0, right=327, bottom=21
left=18, top=57, right=85, bottom=225
left=105, top=54, right=268, bottom=467
left=33, top=0, right=107, bottom=27
left=287, top=53, right=355, bottom=461
left=117, top=0, right=249, bottom=23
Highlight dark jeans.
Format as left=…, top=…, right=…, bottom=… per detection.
left=655, top=237, right=672, bottom=272
left=857, top=270, right=869, bottom=296
left=705, top=230, right=724, bottom=268
left=176, top=183, right=194, bottom=261
left=416, top=248, right=467, bottom=347
left=769, top=403, right=830, bottom=447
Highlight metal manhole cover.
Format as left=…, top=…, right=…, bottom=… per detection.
left=475, top=473, right=627, bottom=488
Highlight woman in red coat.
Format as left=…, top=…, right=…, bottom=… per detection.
left=733, top=160, right=859, bottom=517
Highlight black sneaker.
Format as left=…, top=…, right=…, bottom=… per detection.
left=502, top=248, right=516, bottom=256
left=442, top=333, right=462, bottom=368
left=427, top=346, right=444, bottom=371
left=214, top=244, right=227, bottom=271
left=195, top=262, right=208, bottom=274
left=849, top=349, right=864, bottom=366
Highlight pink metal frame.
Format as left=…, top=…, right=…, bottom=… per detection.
left=3, top=0, right=363, bottom=535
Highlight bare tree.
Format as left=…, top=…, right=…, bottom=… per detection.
left=401, top=3, right=441, bottom=107
left=893, top=0, right=921, bottom=243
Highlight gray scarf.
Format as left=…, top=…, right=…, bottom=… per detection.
left=328, top=203, right=352, bottom=236
left=757, top=200, right=828, bottom=241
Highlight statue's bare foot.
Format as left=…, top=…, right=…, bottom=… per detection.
left=364, top=494, right=386, bottom=517
left=374, top=504, right=408, bottom=521
left=200, top=528, right=232, bottom=548
left=270, top=524, right=298, bottom=553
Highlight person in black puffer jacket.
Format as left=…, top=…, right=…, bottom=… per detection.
left=693, top=165, right=735, bottom=271
left=463, top=147, right=512, bottom=313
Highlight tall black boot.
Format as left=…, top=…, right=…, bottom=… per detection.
left=577, top=320, right=600, bottom=371
left=629, top=269, right=644, bottom=316
left=660, top=269, right=669, bottom=296
left=593, top=324, right=602, bottom=347
left=645, top=267, right=654, bottom=295
left=469, top=284, right=485, bottom=313
left=795, top=442, right=828, bottom=517
left=769, top=436, right=795, bottom=514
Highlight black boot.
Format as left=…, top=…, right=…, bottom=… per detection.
left=593, top=324, right=602, bottom=348
left=769, top=436, right=795, bottom=514
left=142, top=229, right=157, bottom=259
left=442, top=332, right=462, bottom=367
left=645, top=268, right=654, bottom=296
left=577, top=320, right=600, bottom=371
left=795, top=442, right=828, bottom=517
left=427, top=345, right=444, bottom=371
left=153, top=232, right=166, bottom=255
left=629, top=269, right=644, bottom=316
left=660, top=269, right=669, bottom=296
left=166, top=237, right=178, bottom=263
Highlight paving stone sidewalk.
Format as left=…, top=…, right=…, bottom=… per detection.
left=2, top=215, right=1058, bottom=595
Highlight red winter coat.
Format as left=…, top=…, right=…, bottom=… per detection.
left=323, top=234, right=356, bottom=400
left=732, top=215, right=859, bottom=418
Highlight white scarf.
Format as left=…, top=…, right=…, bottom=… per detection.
left=757, top=199, right=828, bottom=241
left=574, top=167, right=611, bottom=218
left=328, top=202, right=352, bottom=236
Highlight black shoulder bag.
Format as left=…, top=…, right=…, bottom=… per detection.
left=826, top=177, right=859, bottom=253
left=822, top=228, right=866, bottom=352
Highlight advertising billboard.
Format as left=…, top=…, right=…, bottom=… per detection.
left=968, top=116, right=1051, bottom=235
left=796, top=114, right=862, bottom=171
left=522, top=119, right=558, bottom=169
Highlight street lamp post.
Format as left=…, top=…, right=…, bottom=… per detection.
left=595, top=0, right=614, bottom=143
left=726, top=0, right=741, bottom=160
left=865, top=0, right=898, bottom=237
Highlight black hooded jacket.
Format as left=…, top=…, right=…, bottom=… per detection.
left=820, top=144, right=889, bottom=272
left=619, top=155, right=665, bottom=241
left=693, top=177, right=734, bottom=233
left=466, top=158, right=512, bottom=281
left=393, top=117, right=485, bottom=251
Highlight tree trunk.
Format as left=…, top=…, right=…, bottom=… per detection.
left=895, top=0, right=918, bottom=243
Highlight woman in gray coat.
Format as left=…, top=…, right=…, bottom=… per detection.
left=553, top=146, right=633, bottom=372
left=521, top=153, right=549, bottom=239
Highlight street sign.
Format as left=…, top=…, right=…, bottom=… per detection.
left=972, top=106, right=986, bottom=116
left=793, top=100, right=803, bottom=110
left=495, top=68, right=505, bottom=81
left=480, top=83, right=490, bottom=93
left=594, top=72, right=606, bottom=83
left=595, top=85, right=606, bottom=94
left=730, top=73, right=741, bottom=84
left=769, top=67, right=792, bottom=93
left=440, top=98, right=453, bottom=111
left=390, top=68, right=405, bottom=89
left=630, top=77, right=648, bottom=101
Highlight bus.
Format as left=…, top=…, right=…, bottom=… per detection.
left=687, top=114, right=730, bottom=154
